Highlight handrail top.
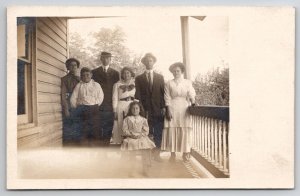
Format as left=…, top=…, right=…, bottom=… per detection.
left=194, top=105, right=229, bottom=109
left=188, top=105, right=229, bottom=122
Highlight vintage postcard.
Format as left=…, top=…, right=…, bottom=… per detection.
left=7, top=6, right=294, bottom=189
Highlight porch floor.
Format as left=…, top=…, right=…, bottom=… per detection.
left=18, top=143, right=213, bottom=179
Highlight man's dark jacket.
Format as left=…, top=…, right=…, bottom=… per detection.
left=135, top=72, right=165, bottom=117
left=92, top=66, right=119, bottom=111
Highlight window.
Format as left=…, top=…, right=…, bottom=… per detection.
left=17, top=18, right=35, bottom=124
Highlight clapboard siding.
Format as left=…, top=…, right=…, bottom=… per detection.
left=37, top=81, right=61, bottom=94
left=49, top=17, right=67, bottom=35
left=38, top=121, right=62, bottom=138
left=37, top=70, right=61, bottom=86
left=57, top=17, right=67, bottom=28
left=18, top=126, right=40, bottom=139
left=18, top=133, right=40, bottom=148
left=41, top=17, right=67, bottom=42
left=37, top=30, right=67, bottom=56
left=18, top=122, right=62, bottom=148
left=37, top=38, right=67, bottom=62
left=37, top=19, right=67, bottom=49
left=38, top=103, right=62, bottom=114
left=37, top=60, right=66, bottom=77
left=39, top=130, right=62, bottom=147
left=37, top=50, right=66, bottom=70
left=38, top=92, right=61, bottom=103
left=38, top=112, right=62, bottom=125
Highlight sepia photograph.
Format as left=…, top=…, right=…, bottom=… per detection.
left=7, top=6, right=294, bottom=189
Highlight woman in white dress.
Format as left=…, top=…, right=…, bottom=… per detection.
left=112, top=67, right=136, bottom=144
left=161, top=62, right=196, bottom=162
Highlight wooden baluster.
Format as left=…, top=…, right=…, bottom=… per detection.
left=194, top=116, right=197, bottom=149
left=218, top=120, right=223, bottom=169
left=195, top=116, right=199, bottom=151
left=196, top=116, right=198, bottom=150
left=199, top=117, right=202, bottom=154
left=197, top=116, right=201, bottom=152
left=202, top=117, right=205, bottom=158
left=227, top=122, right=230, bottom=173
left=209, top=118, right=211, bottom=161
left=211, top=118, right=215, bottom=163
left=223, top=121, right=228, bottom=172
left=214, top=119, right=219, bottom=166
left=192, top=116, right=197, bottom=149
left=201, top=117, right=205, bottom=155
left=205, top=117, right=209, bottom=158
left=197, top=116, right=202, bottom=153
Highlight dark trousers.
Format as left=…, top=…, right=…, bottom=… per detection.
left=99, top=110, right=114, bottom=141
left=62, top=108, right=81, bottom=142
left=148, top=114, right=164, bottom=148
left=75, top=105, right=100, bottom=140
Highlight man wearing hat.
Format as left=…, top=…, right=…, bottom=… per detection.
left=92, top=52, right=120, bottom=146
left=61, top=58, right=81, bottom=144
left=135, top=53, right=165, bottom=162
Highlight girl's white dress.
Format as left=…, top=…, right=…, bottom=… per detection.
left=161, top=78, right=196, bottom=153
left=121, top=116, right=156, bottom=151
left=112, top=79, right=136, bottom=144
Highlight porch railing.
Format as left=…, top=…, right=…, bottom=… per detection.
left=189, top=106, right=229, bottom=178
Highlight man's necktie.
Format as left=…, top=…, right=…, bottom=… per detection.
left=148, top=72, right=152, bottom=91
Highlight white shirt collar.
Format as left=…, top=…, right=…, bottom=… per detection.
left=146, top=69, right=154, bottom=74
left=80, top=79, right=94, bottom=84
left=102, top=65, right=109, bottom=71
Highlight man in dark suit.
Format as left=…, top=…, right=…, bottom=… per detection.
left=92, top=52, right=120, bottom=146
left=135, top=53, right=165, bottom=161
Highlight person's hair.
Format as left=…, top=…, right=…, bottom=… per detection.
left=141, top=53, right=157, bottom=65
left=169, top=62, right=185, bottom=73
left=80, top=67, right=92, bottom=76
left=65, top=58, right=80, bottom=70
left=120, top=67, right=135, bottom=80
left=126, top=101, right=145, bottom=117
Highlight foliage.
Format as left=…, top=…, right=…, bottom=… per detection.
left=193, top=67, right=229, bottom=106
left=69, top=32, right=96, bottom=68
left=69, top=26, right=145, bottom=75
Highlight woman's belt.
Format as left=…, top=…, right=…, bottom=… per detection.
left=119, top=97, right=134, bottom=101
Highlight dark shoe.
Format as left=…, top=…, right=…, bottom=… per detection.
left=100, top=139, right=110, bottom=147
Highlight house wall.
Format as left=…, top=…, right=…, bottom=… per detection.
left=18, top=17, right=68, bottom=148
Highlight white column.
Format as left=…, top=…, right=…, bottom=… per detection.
left=180, top=16, right=191, bottom=80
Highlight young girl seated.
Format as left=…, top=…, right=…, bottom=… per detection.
left=121, top=101, right=156, bottom=176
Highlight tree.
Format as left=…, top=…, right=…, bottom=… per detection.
left=90, top=26, right=132, bottom=71
left=69, top=32, right=96, bottom=69
left=69, top=26, right=145, bottom=74
left=193, top=67, right=229, bottom=106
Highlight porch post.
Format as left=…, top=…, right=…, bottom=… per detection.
left=180, top=16, right=191, bottom=79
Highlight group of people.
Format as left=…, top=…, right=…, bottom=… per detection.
left=61, top=52, right=196, bottom=173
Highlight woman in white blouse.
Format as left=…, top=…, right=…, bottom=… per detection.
left=161, top=62, right=196, bottom=162
left=112, top=67, right=136, bottom=144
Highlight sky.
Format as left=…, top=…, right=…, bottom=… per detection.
left=69, top=16, right=228, bottom=80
